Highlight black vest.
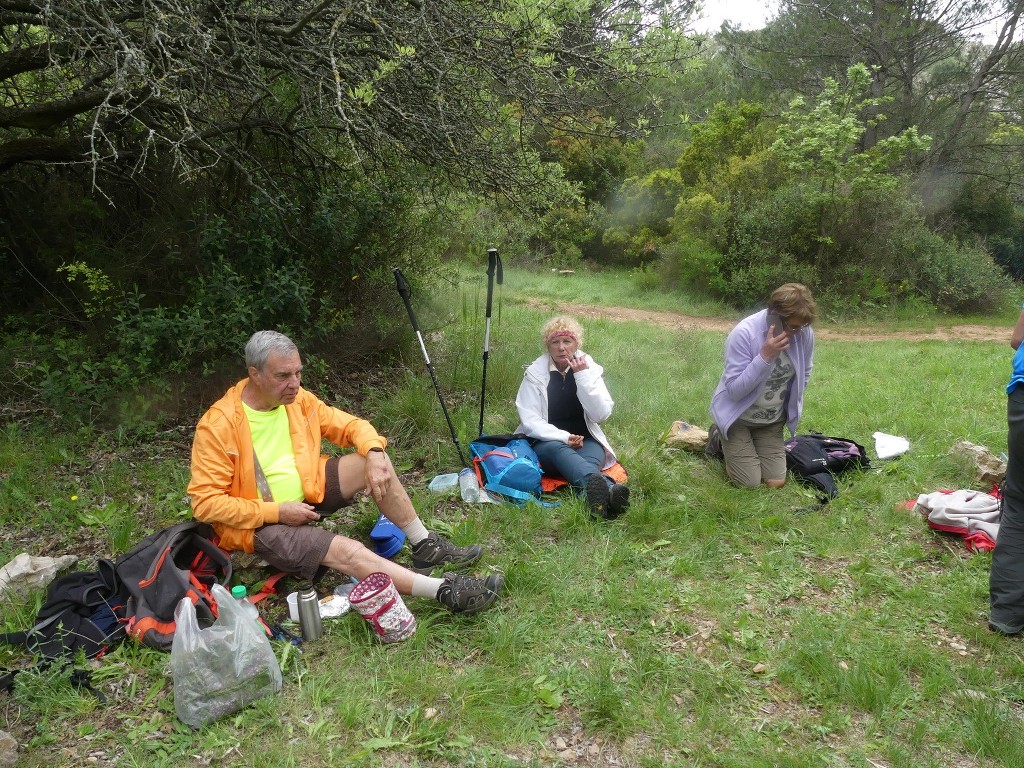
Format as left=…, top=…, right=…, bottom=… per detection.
left=547, top=370, right=591, bottom=438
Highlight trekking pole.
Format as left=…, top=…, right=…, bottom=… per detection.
left=393, top=268, right=468, bottom=467
left=478, top=247, right=503, bottom=437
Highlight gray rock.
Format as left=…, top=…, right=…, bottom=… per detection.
left=0, top=729, right=18, bottom=768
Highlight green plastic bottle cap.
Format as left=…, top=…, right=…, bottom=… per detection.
left=231, top=585, right=247, bottom=599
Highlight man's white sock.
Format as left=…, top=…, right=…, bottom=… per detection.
left=401, top=518, right=429, bottom=546
left=411, top=574, right=444, bottom=599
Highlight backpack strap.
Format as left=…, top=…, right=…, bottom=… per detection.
left=0, top=667, right=17, bottom=693
left=0, top=631, right=29, bottom=650
left=69, top=667, right=105, bottom=703
left=472, top=456, right=487, bottom=487
left=481, top=478, right=559, bottom=507
left=253, top=451, right=274, bottom=502
left=249, top=571, right=289, bottom=605
left=0, top=661, right=105, bottom=701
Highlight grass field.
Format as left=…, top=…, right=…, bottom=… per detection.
left=2, top=267, right=1023, bottom=767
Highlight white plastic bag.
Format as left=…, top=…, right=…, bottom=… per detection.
left=873, top=431, right=910, bottom=460
left=171, top=583, right=282, bottom=728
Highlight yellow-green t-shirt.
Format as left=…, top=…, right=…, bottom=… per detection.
left=242, top=403, right=305, bottom=503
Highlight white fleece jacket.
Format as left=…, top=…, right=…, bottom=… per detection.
left=514, top=352, right=617, bottom=470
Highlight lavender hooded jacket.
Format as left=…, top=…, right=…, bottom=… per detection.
left=709, top=309, right=814, bottom=440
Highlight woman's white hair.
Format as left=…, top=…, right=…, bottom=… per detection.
left=540, top=316, right=584, bottom=347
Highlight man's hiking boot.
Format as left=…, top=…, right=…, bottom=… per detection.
left=436, top=572, right=504, bottom=615
left=410, top=532, right=482, bottom=575
left=608, top=483, right=630, bottom=519
left=586, top=474, right=611, bottom=519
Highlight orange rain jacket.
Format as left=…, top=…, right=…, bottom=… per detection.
left=187, top=379, right=387, bottom=552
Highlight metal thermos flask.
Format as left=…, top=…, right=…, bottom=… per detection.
left=296, top=583, right=323, bottom=641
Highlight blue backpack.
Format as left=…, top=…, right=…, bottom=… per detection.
left=469, top=434, right=545, bottom=504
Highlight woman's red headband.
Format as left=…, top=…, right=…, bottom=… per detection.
left=547, top=331, right=577, bottom=342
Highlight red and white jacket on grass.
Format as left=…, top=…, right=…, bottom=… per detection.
left=911, top=489, right=1001, bottom=553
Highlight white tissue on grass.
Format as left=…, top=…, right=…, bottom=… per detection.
left=873, top=431, right=910, bottom=459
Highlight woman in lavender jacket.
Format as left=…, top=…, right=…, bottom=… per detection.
left=709, top=284, right=817, bottom=489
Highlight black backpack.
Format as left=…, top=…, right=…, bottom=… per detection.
left=1, top=521, right=231, bottom=659
left=0, top=559, right=128, bottom=660
left=785, top=433, right=870, bottom=500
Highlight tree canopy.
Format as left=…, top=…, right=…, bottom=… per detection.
left=717, top=0, right=1024, bottom=178
left=0, top=0, right=693, bottom=199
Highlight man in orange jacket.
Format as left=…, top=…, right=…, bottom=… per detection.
left=188, top=330, right=503, bottom=614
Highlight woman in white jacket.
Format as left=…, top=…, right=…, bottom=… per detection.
left=514, top=316, right=629, bottom=519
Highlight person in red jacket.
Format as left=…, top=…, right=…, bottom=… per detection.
left=188, top=330, right=502, bottom=615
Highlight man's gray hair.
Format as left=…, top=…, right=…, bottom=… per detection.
left=245, top=330, right=299, bottom=370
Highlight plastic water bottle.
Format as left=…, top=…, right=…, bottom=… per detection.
left=335, top=575, right=358, bottom=598
left=230, top=584, right=260, bottom=623
left=459, top=468, right=481, bottom=502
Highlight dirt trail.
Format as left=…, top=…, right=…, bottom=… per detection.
left=528, top=299, right=1011, bottom=343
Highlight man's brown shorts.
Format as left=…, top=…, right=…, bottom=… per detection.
left=252, top=457, right=354, bottom=579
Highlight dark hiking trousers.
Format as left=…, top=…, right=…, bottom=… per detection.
left=533, top=437, right=608, bottom=493
left=990, top=387, right=1024, bottom=633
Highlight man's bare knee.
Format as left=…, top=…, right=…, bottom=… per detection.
left=322, top=533, right=415, bottom=592
left=324, top=534, right=369, bottom=570
left=764, top=478, right=786, bottom=489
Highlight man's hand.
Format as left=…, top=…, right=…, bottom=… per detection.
left=278, top=501, right=319, bottom=526
left=568, top=434, right=584, bottom=449
left=365, top=450, right=393, bottom=503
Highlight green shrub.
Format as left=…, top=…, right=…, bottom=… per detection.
left=608, top=168, right=684, bottom=235
left=438, top=199, right=537, bottom=264
left=532, top=203, right=603, bottom=269
left=657, top=237, right=725, bottom=292
left=629, top=262, right=662, bottom=292
left=3, top=175, right=449, bottom=427
left=675, top=101, right=769, bottom=186
left=913, top=234, right=1008, bottom=313
left=943, top=176, right=1018, bottom=239
left=708, top=186, right=821, bottom=304
left=672, top=192, right=730, bottom=251
left=598, top=223, right=665, bottom=268
left=716, top=254, right=820, bottom=308
left=990, top=228, right=1024, bottom=280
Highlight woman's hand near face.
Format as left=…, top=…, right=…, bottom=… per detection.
left=759, top=326, right=791, bottom=363
left=568, top=354, right=589, bottom=373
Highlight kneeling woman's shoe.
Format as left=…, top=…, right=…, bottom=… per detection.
left=608, top=483, right=630, bottom=519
